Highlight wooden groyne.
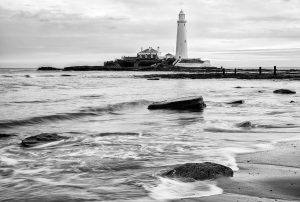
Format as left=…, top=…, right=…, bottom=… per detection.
left=138, top=66, right=300, bottom=80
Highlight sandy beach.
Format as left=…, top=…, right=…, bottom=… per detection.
left=176, top=140, right=300, bottom=202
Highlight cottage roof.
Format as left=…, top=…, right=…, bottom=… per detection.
left=138, top=47, right=158, bottom=54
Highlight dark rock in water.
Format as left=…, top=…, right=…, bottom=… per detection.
left=61, top=74, right=73, bottom=77
left=0, top=133, right=15, bottom=138
left=258, top=90, right=264, bottom=93
left=25, top=75, right=31, bottom=78
left=273, top=89, right=296, bottom=94
left=162, top=162, right=233, bottom=181
left=236, top=121, right=252, bottom=128
left=148, top=96, right=206, bottom=111
left=227, top=100, right=244, bottom=105
left=290, top=100, right=295, bottom=103
left=37, top=66, right=61, bottom=71
left=235, top=86, right=242, bottom=88
left=147, top=78, right=160, bottom=80
left=21, top=133, right=68, bottom=147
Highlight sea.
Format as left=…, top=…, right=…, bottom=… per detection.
left=0, top=68, right=299, bottom=201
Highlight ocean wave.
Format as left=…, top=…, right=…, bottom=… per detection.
left=1, top=75, right=13, bottom=78
left=145, top=177, right=223, bottom=200
left=12, top=99, right=69, bottom=104
left=38, top=75, right=55, bottom=77
left=80, top=95, right=104, bottom=99
left=256, top=124, right=300, bottom=129
left=204, top=127, right=253, bottom=133
left=266, top=111, right=289, bottom=115
left=0, top=100, right=151, bottom=129
left=78, top=159, right=143, bottom=172
left=80, top=99, right=151, bottom=113
left=94, top=132, right=141, bottom=137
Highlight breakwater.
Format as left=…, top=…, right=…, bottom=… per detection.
left=38, top=66, right=300, bottom=80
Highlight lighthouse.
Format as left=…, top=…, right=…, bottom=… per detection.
left=175, top=10, right=188, bottom=59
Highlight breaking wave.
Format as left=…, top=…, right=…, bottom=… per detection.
left=0, top=100, right=151, bottom=129
left=145, top=177, right=223, bottom=200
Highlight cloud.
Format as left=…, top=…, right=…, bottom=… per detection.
left=0, top=0, right=300, bottom=68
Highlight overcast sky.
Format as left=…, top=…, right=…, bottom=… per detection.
left=0, top=0, right=300, bottom=68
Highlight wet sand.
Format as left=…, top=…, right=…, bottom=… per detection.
left=174, top=140, right=300, bottom=202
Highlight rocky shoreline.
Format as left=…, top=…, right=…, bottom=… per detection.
left=37, top=66, right=300, bottom=80
left=37, top=65, right=219, bottom=72
left=179, top=140, right=300, bottom=202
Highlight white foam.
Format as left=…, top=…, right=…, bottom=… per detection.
left=33, top=139, right=67, bottom=148
left=0, top=156, right=19, bottom=166
left=145, top=177, right=223, bottom=201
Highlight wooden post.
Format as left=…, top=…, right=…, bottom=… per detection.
left=274, top=66, right=277, bottom=75
left=234, top=68, right=237, bottom=76
left=259, top=67, right=262, bottom=75
left=222, top=68, right=225, bottom=76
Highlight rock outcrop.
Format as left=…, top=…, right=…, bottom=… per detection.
left=37, top=67, right=61, bottom=71
left=21, top=133, right=68, bottom=147
left=148, top=96, right=206, bottom=111
left=227, top=100, right=244, bottom=105
left=162, top=162, right=233, bottom=181
left=273, top=89, right=296, bottom=94
left=236, top=121, right=253, bottom=128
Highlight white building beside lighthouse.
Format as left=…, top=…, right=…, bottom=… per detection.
left=176, top=10, right=188, bottom=59
left=174, top=10, right=211, bottom=68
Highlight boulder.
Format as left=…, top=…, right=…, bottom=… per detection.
left=273, top=89, right=296, bottom=94
left=290, top=100, right=295, bottom=103
left=21, top=133, right=68, bottom=147
left=162, top=162, right=233, bottom=181
left=227, top=100, right=244, bottom=105
left=148, top=96, right=206, bottom=111
left=236, top=121, right=253, bottom=128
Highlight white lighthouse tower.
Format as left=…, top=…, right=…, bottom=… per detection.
left=175, top=10, right=188, bottom=59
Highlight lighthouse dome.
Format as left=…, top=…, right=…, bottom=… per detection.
left=178, top=10, right=186, bottom=21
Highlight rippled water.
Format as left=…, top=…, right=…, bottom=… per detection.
left=0, top=69, right=299, bottom=201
